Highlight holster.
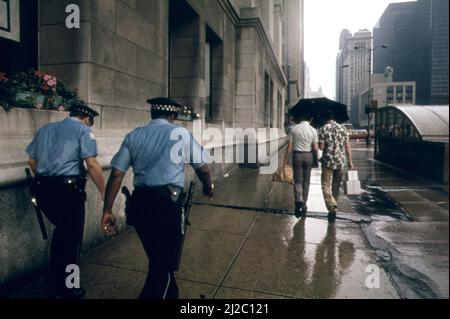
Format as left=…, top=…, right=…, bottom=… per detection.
left=166, top=185, right=184, bottom=206
left=126, top=185, right=185, bottom=226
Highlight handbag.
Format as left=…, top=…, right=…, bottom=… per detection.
left=273, top=165, right=294, bottom=185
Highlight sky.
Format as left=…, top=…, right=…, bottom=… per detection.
left=304, top=0, right=415, bottom=99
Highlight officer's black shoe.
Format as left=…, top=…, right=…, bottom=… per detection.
left=295, top=202, right=303, bottom=218
left=55, top=288, right=86, bottom=300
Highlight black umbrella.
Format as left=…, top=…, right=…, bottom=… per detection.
left=289, top=98, right=349, bottom=127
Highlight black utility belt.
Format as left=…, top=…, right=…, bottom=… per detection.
left=134, top=185, right=184, bottom=203
left=37, top=175, right=85, bottom=185
left=294, top=150, right=312, bottom=154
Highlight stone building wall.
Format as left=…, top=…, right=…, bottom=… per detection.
left=0, top=0, right=302, bottom=294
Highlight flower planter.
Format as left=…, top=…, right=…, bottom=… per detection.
left=0, top=69, right=81, bottom=112
left=14, top=90, right=46, bottom=108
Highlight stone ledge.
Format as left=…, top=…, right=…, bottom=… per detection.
left=0, top=108, right=128, bottom=188
left=0, top=108, right=287, bottom=187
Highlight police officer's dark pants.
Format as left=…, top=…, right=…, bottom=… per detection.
left=293, top=151, right=314, bottom=207
left=132, top=187, right=182, bottom=299
left=37, top=177, right=85, bottom=291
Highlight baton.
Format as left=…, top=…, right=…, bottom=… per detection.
left=25, top=168, right=48, bottom=240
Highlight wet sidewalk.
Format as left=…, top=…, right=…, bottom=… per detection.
left=77, top=167, right=399, bottom=299
left=11, top=142, right=448, bottom=299
left=351, top=143, right=449, bottom=299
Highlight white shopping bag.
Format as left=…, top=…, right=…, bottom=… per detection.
left=344, top=170, right=361, bottom=195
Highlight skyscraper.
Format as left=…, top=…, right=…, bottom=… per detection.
left=373, top=2, right=417, bottom=82
left=336, top=29, right=372, bottom=124
left=336, top=29, right=352, bottom=104
left=415, top=0, right=449, bottom=105
left=373, top=0, right=449, bottom=105
left=283, top=0, right=305, bottom=106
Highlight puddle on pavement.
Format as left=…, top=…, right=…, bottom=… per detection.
left=350, top=186, right=411, bottom=221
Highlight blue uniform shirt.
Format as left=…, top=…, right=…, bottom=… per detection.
left=26, top=117, right=98, bottom=176
left=111, top=119, right=208, bottom=188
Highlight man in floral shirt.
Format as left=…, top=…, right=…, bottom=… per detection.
left=318, top=112, right=354, bottom=222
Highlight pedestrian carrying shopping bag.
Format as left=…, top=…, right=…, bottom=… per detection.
left=273, top=165, right=294, bottom=185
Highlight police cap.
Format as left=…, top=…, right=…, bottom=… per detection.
left=70, top=102, right=99, bottom=118
left=147, top=97, right=183, bottom=114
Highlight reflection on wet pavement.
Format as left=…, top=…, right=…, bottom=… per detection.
left=223, top=216, right=398, bottom=299
left=351, top=186, right=412, bottom=221
left=183, top=146, right=401, bottom=299
left=287, top=221, right=356, bottom=299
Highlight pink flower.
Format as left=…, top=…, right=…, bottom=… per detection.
left=58, top=105, right=65, bottom=112
left=0, top=72, right=7, bottom=82
left=43, top=74, right=51, bottom=81
left=47, top=79, right=57, bottom=87
left=35, top=103, right=43, bottom=109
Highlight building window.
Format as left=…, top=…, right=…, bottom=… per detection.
left=405, top=85, right=413, bottom=104
left=395, top=86, right=404, bottom=103
left=387, top=110, right=395, bottom=136
left=264, top=73, right=272, bottom=127
left=378, top=110, right=388, bottom=136
left=169, top=0, right=199, bottom=108
left=205, top=41, right=212, bottom=120
left=395, top=112, right=406, bottom=138
left=405, top=123, right=416, bottom=139
left=205, top=25, right=222, bottom=123
left=386, top=86, right=394, bottom=104
left=0, top=0, right=21, bottom=42
left=405, top=86, right=413, bottom=94
left=0, top=0, right=38, bottom=75
left=277, top=91, right=283, bottom=128
left=269, top=79, right=274, bottom=128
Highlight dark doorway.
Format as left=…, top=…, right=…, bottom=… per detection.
left=168, top=0, right=199, bottom=96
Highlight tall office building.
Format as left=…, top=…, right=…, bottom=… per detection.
left=336, top=29, right=351, bottom=104
left=283, top=0, right=305, bottom=106
left=415, top=0, right=449, bottom=105
left=373, top=0, right=449, bottom=105
left=336, top=29, right=372, bottom=124
left=373, top=2, right=417, bottom=82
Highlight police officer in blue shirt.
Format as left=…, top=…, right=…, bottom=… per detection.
left=26, top=103, right=106, bottom=299
left=102, top=97, right=213, bottom=299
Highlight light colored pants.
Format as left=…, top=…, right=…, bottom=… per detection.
left=321, top=167, right=344, bottom=212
